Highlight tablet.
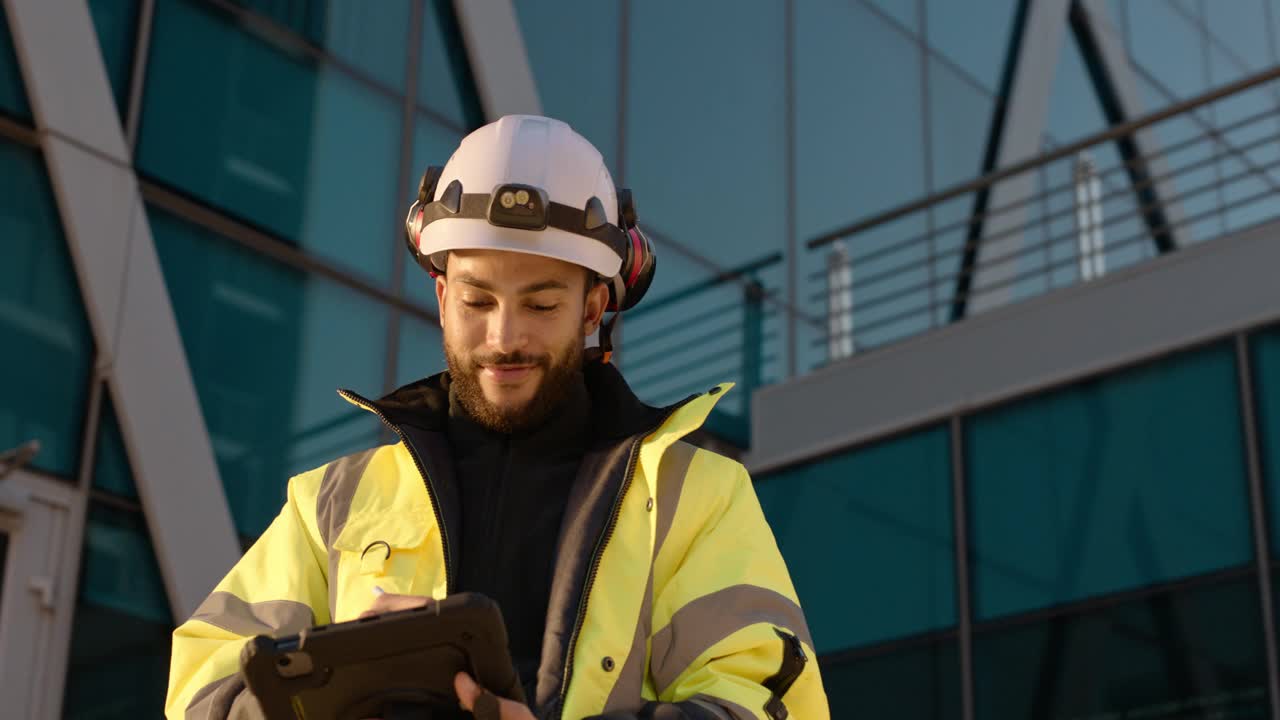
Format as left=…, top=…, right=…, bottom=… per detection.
left=239, top=592, right=524, bottom=720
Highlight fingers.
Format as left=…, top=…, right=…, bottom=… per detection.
left=454, top=672, right=480, bottom=711
left=357, top=591, right=434, bottom=619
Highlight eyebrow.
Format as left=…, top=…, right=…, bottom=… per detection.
left=455, top=274, right=568, bottom=294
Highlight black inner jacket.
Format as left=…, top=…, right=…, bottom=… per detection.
left=359, top=358, right=723, bottom=719
left=446, top=374, right=592, bottom=701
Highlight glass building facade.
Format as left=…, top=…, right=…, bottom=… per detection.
left=2, top=1, right=1280, bottom=717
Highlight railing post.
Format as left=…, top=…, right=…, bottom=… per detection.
left=827, top=241, right=855, bottom=362
left=741, top=279, right=765, bottom=399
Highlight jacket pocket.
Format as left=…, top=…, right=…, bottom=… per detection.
left=331, top=507, right=436, bottom=598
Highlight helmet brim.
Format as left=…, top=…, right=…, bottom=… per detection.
left=419, top=218, right=624, bottom=278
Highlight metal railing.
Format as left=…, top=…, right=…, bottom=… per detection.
left=807, top=65, right=1280, bottom=364
left=617, top=252, right=784, bottom=446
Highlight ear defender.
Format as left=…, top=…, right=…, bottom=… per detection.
left=404, top=165, right=446, bottom=277
left=608, top=189, right=657, bottom=312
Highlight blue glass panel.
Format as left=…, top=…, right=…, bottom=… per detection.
left=139, top=0, right=402, bottom=285
left=974, top=577, right=1271, bottom=720
left=513, top=0, right=621, bottom=174
left=419, top=0, right=473, bottom=128
left=232, top=0, right=410, bottom=90
left=823, top=640, right=961, bottom=720
left=967, top=343, right=1252, bottom=621
left=87, top=0, right=140, bottom=119
left=868, top=0, right=918, bottom=33
left=92, top=393, right=138, bottom=500
left=0, top=5, right=30, bottom=120
left=1128, top=2, right=1208, bottom=101
left=63, top=503, right=172, bottom=719
left=925, top=0, right=1017, bottom=94
left=149, top=206, right=386, bottom=538
left=1044, top=33, right=1107, bottom=145
left=0, top=141, right=94, bottom=478
left=756, top=425, right=954, bottom=652
left=1204, top=0, right=1271, bottom=75
left=626, top=1, right=786, bottom=271
left=930, top=57, right=992, bottom=190
left=1251, top=324, right=1280, bottom=555
left=396, top=313, right=445, bottom=388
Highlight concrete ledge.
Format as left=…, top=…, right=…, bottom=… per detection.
left=748, top=223, right=1280, bottom=474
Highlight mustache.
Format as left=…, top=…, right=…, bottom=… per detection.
left=471, top=351, right=548, bottom=368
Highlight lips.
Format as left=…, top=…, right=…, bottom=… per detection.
left=481, top=365, right=536, bottom=383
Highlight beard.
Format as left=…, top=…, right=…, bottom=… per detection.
left=446, top=336, right=584, bottom=434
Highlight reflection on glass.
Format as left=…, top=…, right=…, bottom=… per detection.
left=967, top=342, right=1252, bottom=620
left=1127, top=2, right=1206, bottom=101
left=867, top=0, right=918, bottom=33
left=63, top=503, right=172, bottom=719
left=755, top=425, right=954, bottom=652
left=1250, top=324, right=1280, bottom=555
left=0, top=5, right=30, bottom=120
left=231, top=0, right=410, bottom=90
left=925, top=0, right=1017, bottom=93
left=513, top=0, right=620, bottom=174
left=396, top=313, right=445, bottom=388
left=87, top=0, right=140, bottom=120
left=150, top=207, right=386, bottom=538
left=973, top=577, right=1271, bottom=720
left=0, top=141, right=94, bottom=478
left=92, top=393, right=138, bottom=500
left=419, top=0, right=475, bottom=128
left=822, top=639, right=962, bottom=720
left=139, top=0, right=402, bottom=284
left=1203, top=0, right=1271, bottom=76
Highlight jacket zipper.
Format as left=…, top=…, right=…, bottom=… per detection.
left=338, top=389, right=453, bottom=593
left=555, top=435, right=645, bottom=718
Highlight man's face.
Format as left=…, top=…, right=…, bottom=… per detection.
left=436, top=249, right=608, bottom=433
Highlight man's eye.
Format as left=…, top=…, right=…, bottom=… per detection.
left=462, top=300, right=492, bottom=309
left=529, top=303, right=558, bottom=312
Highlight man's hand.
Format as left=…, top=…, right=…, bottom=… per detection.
left=454, top=672, right=535, bottom=720
left=357, top=588, right=434, bottom=619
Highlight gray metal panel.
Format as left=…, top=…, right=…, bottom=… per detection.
left=970, top=0, right=1070, bottom=313
left=5, top=0, right=239, bottom=619
left=451, top=0, right=543, bottom=120
left=748, top=221, right=1280, bottom=473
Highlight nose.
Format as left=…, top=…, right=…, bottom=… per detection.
left=487, top=303, right=527, bottom=356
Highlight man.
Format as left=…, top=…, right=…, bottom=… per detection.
left=165, top=115, right=828, bottom=719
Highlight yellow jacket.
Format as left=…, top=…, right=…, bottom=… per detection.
left=166, top=365, right=828, bottom=719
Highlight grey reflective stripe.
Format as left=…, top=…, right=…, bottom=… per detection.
left=185, top=674, right=244, bottom=719
left=651, top=585, right=813, bottom=697
left=691, top=694, right=756, bottom=720
left=602, top=442, right=699, bottom=713
left=190, top=591, right=315, bottom=638
left=315, top=447, right=378, bottom=618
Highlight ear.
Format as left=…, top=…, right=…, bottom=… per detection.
left=435, top=275, right=448, bottom=328
left=582, top=281, right=609, bottom=336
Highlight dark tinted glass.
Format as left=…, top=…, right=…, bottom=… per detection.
left=91, top=393, right=138, bottom=500
left=1251, top=324, right=1280, bottom=555
left=0, top=5, right=30, bottom=120
left=87, top=0, right=140, bottom=119
left=821, top=638, right=962, bottom=720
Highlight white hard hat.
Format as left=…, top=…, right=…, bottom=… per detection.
left=413, top=115, right=624, bottom=278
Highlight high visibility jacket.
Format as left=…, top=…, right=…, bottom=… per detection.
left=165, top=364, right=829, bottom=719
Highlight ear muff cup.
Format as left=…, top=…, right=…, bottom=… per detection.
left=609, top=225, right=656, bottom=312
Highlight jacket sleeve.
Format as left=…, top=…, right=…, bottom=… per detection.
left=600, top=458, right=829, bottom=720
left=165, top=467, right=330, bottom=719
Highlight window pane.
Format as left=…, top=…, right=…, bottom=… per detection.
left=396, top=313, right=445, bottom=388
left=1043, top=33, right=1107, bottom=146
left=92, top=393, right=137, bottom=500
left=87, top=0, right=139, bottom=120
left=1251, top=323, right=1280, bottom=555
left=513, top=0, right=621, bottom=174
left=930, top=56, right=992, bottom=190
left=0, top=141, right=94, bottom=478
left=230, top=0, right=410, bottom=90
left=63, top=503, right=172, bottom=720
left=150, top=206, right=386, bottom=538
left=925, top=0, right=1017, bottom=94
left=755, top=425, right=954, bottom=652
left=139, top=0, right=402, bottom=285
left=868, top=0, right=918, bottom=33
left=967, top=343, right=1252, bottom=620
left=0, top=5, right=30, bottom=120
left=822, top=639, right=962, bottom=720
left=1204, top=0, right=1271, bottom=77
left=973, top=576, right=1272, bottom=720
left=626, top=1, right=786, bottom=270
left=1127, top=2, right=1208, bottom=102
left=418, top=0, right=474, bottom=128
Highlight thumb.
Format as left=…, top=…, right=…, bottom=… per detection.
left=454, top=672, right=480, bottom=711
